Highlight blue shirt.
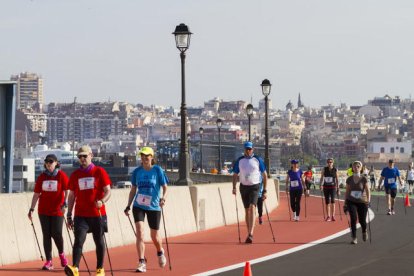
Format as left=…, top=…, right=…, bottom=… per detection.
left=381, top=166, right=400, bottom=189
left=130, top=165, right=168, bottom=211
left=287, top=169, right=303, bottom=191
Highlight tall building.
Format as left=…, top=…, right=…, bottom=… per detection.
left=11, top=72, right=44, bottom=111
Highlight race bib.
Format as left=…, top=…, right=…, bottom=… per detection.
left=136, top=194, right=152, bottom=207
left=351, top=191, right=362, bottom=199
left=42, top=180, right=58, bottom=192
left=388, top=178, right=396, bottom=184
left=290, top=180, right=299, bottom=187
left=324, top=177, right=333, bottom=183
left=244, top=174, right=251, bottom=182
left=78, top=177, right=95, bottom=190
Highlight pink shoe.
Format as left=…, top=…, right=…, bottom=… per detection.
left=325, top=216, right=331, bottom=222
left=59, top=253, right=68, bottom=267
left=331, top=216, right=336, bottom=222
left=42, top=260, right=53, bottom=270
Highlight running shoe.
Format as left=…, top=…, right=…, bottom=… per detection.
left=362, top=232, right=368, bottom=242
left=331, top=216, right=336, bottom=222
left=258, top=216, right=263, bottom=225
left=295, top=216, right=300, bottom=222
left=325, top=216, right=331, bottom=222
left=158, top=249, right=167, bottom=268
left=42, top=260, right=53, bottom=270
left=387, top=209, right=392, bottom=215
left=64, top=265, right=79, bottom=276
left=136, top=260, right=147, bottom=273
left=391, top=209, right=395, bottom=215
left=96, top=267, right=105, bottom=275
left=351, top=238, right=358, bottom=244
left=245, top=234, right=253, bottom=244
left=59, top=253, right=68, bottom=267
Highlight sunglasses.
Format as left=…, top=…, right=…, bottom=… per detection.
left=245, top=148, right=253, bottom=151
left=78, top=154, right=88, bottom=159
left=327, top=161, right=333, bottom=163
left=44, top=159, right=55, bottom=164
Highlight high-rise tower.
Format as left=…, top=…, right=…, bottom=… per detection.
left=11, top=72, right=44, bottom=111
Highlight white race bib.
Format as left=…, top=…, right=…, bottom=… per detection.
left=290, top=180, right=299, bottom=187
left=136, top=194, right=152, bottom=207
left=78, top=177, right=95, bottom=190
left=388, top=178, right=396, bottom=184
left=324, top=177, right=333, bottom=183
left=42, top=180, right=58, bottom=192
left=351, top=191, right=362, bottom=199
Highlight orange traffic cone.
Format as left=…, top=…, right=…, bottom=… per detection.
left=405, top=193, right=411, bottom=207
left=243, top=261, right=252, bottom=276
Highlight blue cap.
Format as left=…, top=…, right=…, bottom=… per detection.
left=244, top=141, right=253, bottom=149
left=291, top=159, right=299, bottom=164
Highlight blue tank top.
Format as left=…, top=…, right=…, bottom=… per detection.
left=287, top=169, right=303, bottom=191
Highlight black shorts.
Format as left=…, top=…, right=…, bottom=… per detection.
left=323, top=188, right=336, bottom=204
left=132, top=206, right=161, bottom=230
left=239, top=184, right=260, bottom=209
left=408, top=180, right=414, bottom=186
left=385, top=187, right=397, bottom=198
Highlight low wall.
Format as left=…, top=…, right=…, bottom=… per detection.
left=0, top=179, right=279, bottom=266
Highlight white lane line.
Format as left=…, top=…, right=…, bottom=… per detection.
left=193, top=209, right=375, bottom=276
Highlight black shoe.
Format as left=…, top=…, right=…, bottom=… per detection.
left=245, top=235, right=253, bottom=244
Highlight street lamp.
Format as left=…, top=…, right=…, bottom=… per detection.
left=216, top=118, right=223, bottom=173
left=199, top=127, right=204, bottom=173
left=246, top=104, right=253, bottom=141
left=173, top=23, right=193, bottom=185
left=261, top=79, right=271, bottom=176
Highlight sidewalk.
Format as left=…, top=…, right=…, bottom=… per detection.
left=0, top=193, right=349, bottom=275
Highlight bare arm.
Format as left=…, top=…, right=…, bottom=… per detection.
left=96, top=185, right=111, bottom=209
left=160, top=185, right=168, bottom=207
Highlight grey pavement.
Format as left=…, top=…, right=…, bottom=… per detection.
left=218, top=193, right=414, bottom=276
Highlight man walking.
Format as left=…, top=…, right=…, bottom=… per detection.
left=232, top=141, right=267, bottom=243
left=65, top=145, right=112, bottom=276
left=378, top=159, right=403, bottom=215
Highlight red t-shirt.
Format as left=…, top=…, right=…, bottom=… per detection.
left=34, top=170, right=69, bottom=216
left=69, top=165, right=111, bottom=217
left=304, top=171, right=313, bottom=182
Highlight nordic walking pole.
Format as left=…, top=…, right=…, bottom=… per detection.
left=127, top=214, right=137, bottom=237
left=337, top=191, right=343, bottom=221
left=98, top=209, right=114, bottom=276
left=286, top=191, right=292, bottom=221
left=234, top=194, right=241, bottom=243
left=303, top=189, right=307, bottom=218
left=29, top=219, right=44, bottom=261
left=64, top=217, right=91, bottom=276
left=264, top=202, right=276, bottom=243
left=376, top=196, right=379, bottom=212
left=367, top=206, right=372, bottom=244
left=161, top=207, right=172, bottom=271
left=320, top=189, right=326, bottom=220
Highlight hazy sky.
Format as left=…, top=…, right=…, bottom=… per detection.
left=2, top=0, right=414, bottom=110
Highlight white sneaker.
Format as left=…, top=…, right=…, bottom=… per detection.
left=136, top=260, right=146, bottom=273
left=351, top=238, right=358, bottom=244
left=292, top=212, right=296, bottom=220
left=158, top=249, right=167, bottom=268
left=295, top=216, right=300, bottom=222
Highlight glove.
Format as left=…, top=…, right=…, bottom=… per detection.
left=343, top=204, right=348, bottom=214
left=67, top=214, right=74, bottom=229
left=28, top=208, right=34, bottom=220
left=124, top=206, right=131, bottom=215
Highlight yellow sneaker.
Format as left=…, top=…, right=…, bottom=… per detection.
left=96, top=267, right=105, bottom=276
left=64, top=265, right=79, bottom=276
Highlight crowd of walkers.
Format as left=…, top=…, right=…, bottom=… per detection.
left=27, top=141, right=408, bottom=275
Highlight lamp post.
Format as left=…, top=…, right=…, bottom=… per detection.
left=216, top=118, right=223, bottom=173
left=173, top=23, right=193, bottom=185
left=199, top=127, right=204, bottom=173
left=261, top=79, right=271, bottom=176
left=246, top=104, right=253, bottom=141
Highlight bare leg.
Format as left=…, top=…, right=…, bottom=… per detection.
left=136, top=221, right=145, bottom=259
left=247, top=204, right=256, bottom=236
left=150, top=229, right=163, bottom=252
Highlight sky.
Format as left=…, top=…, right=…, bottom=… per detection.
left=2, top=0, right=414, bottom=110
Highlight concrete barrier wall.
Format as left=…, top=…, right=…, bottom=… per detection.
left=0, top=179, right=279, bottom=266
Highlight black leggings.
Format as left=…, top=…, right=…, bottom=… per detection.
left=257, top=197, right=263, bottom=217
left=347, top=200, right=368, bottom=238
left=73, top=216, right=106, bottom=269
left=289, top=189, right=302, bottom=216
left=39, top=215, right=65, bottom=261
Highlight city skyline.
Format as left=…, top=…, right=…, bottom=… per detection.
left=2, top=1, right=414, bottom=109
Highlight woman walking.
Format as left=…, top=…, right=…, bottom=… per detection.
left=28, top=154, right=69, bottom=270
left=285, top=159, right=305, bottom=221
left=344, top=161, right=371, bottom=244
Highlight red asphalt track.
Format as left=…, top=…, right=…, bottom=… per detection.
left=0, top=193, right=349, bottom=275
